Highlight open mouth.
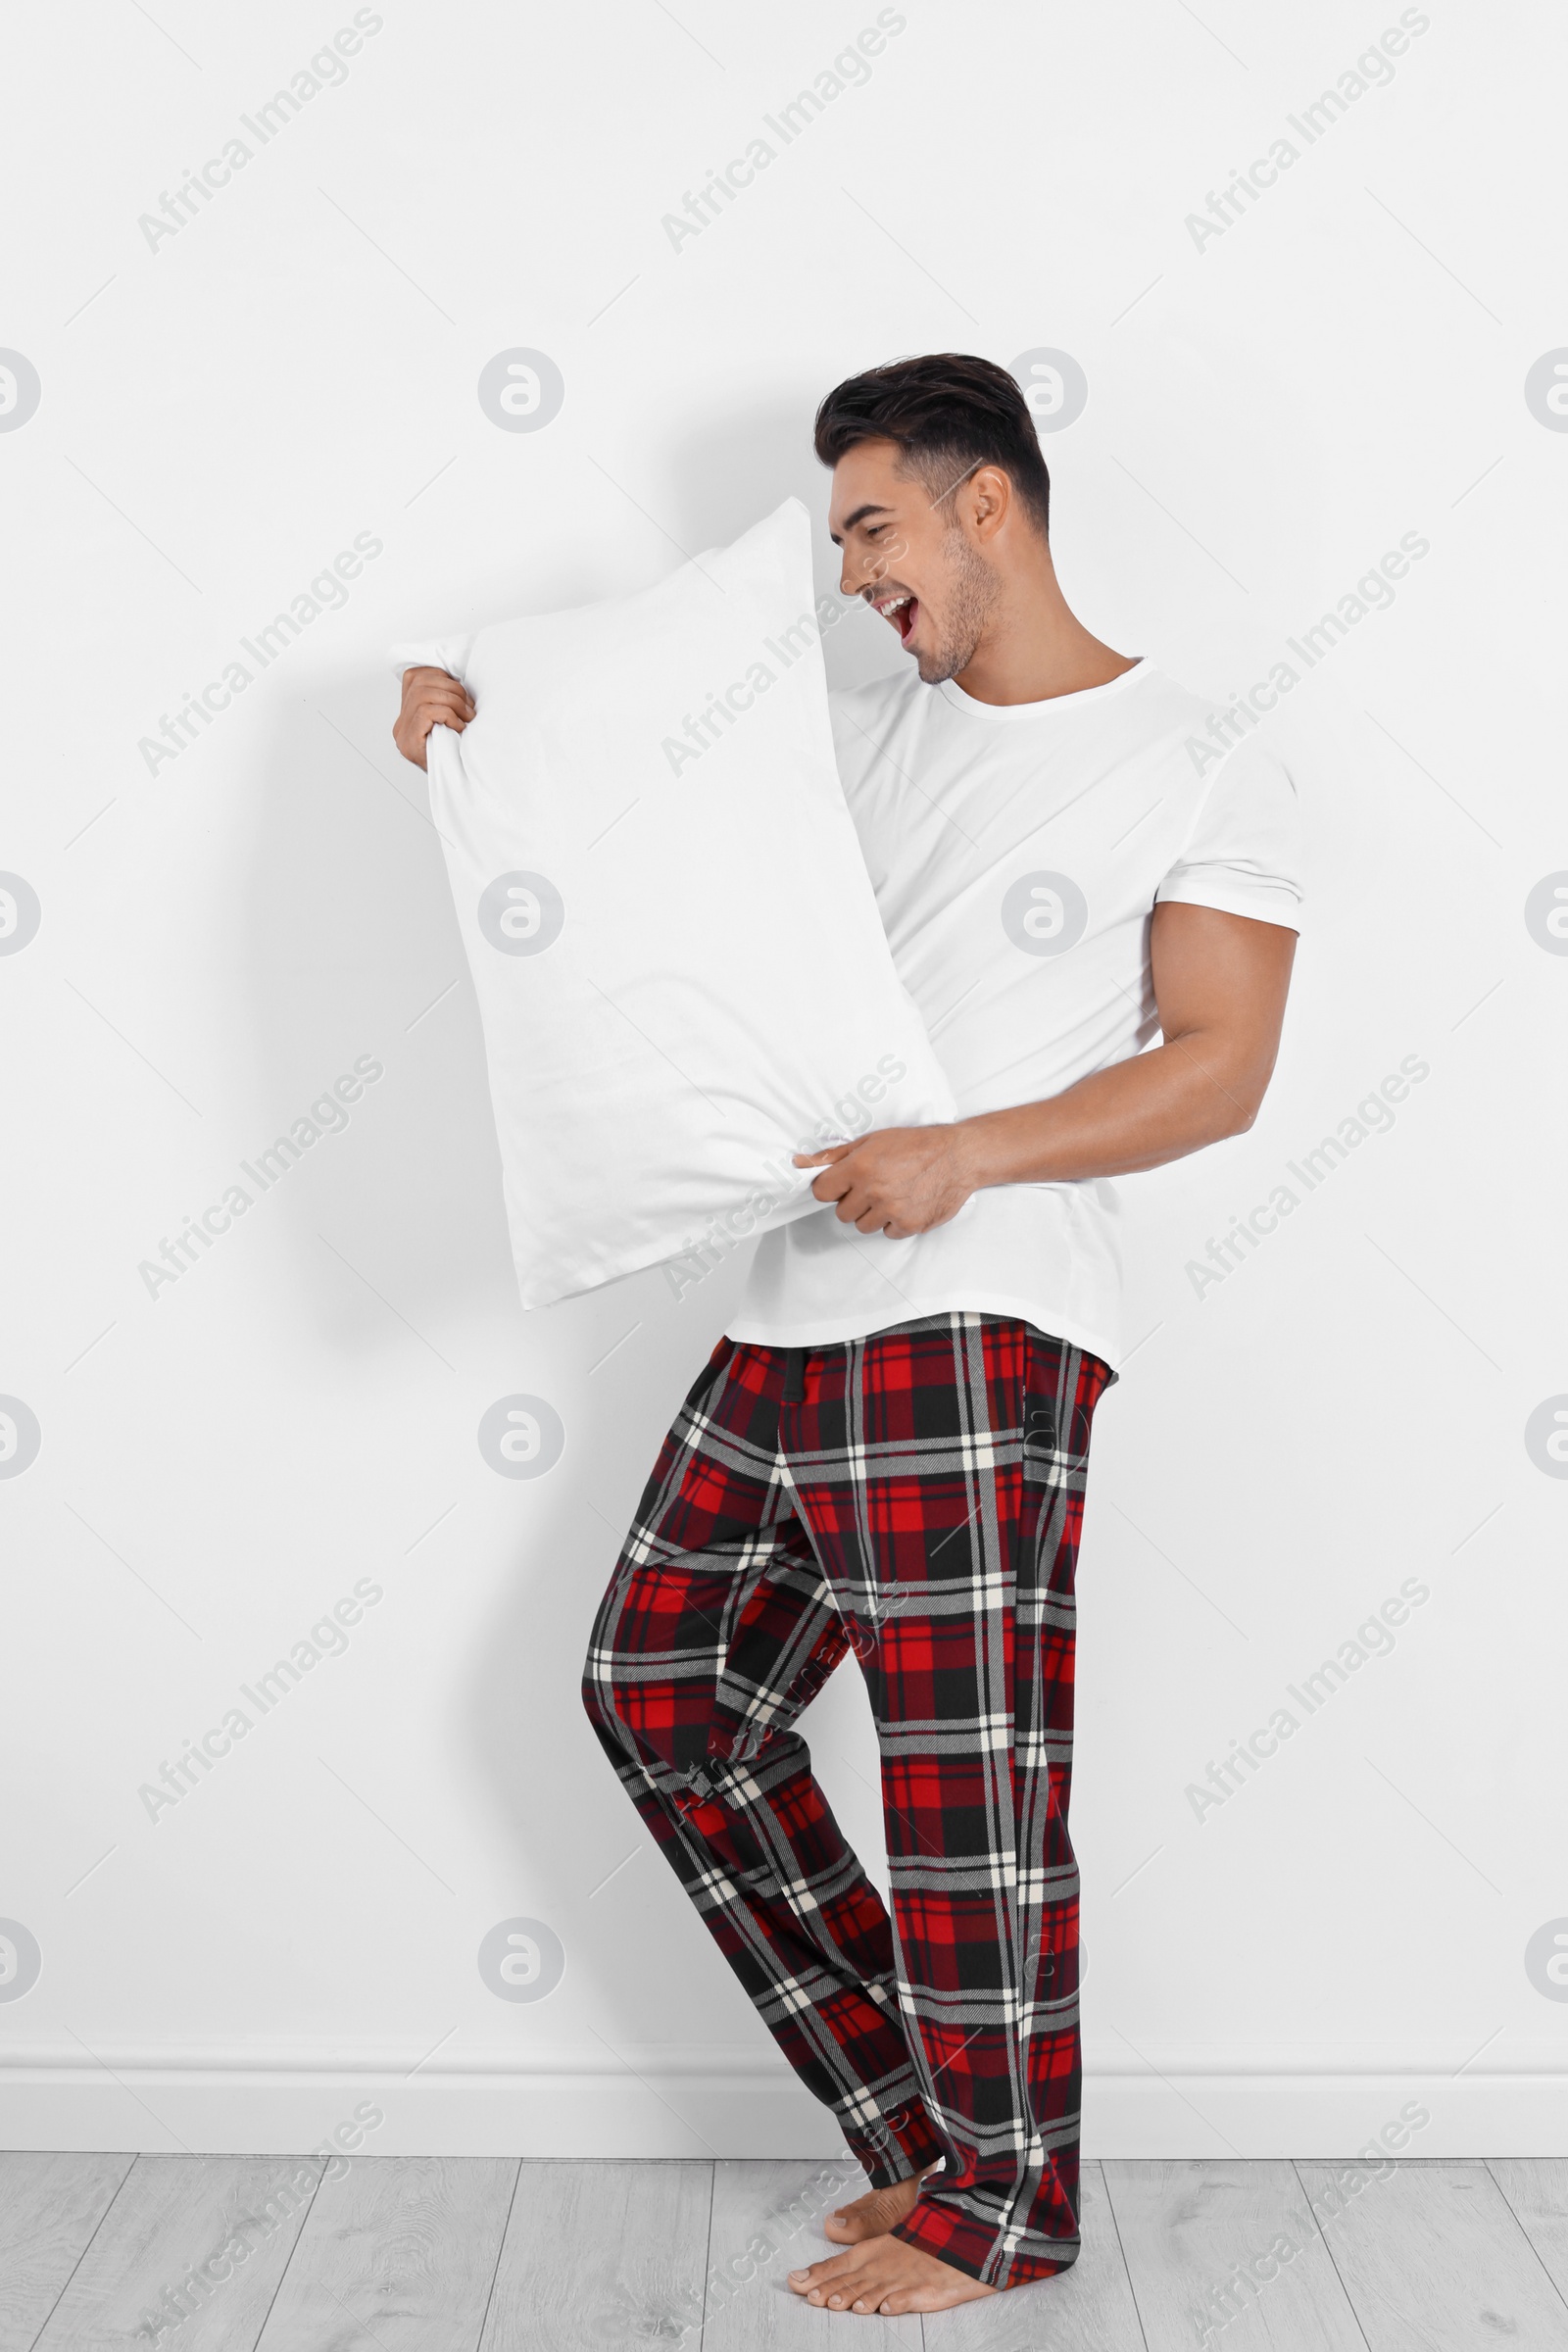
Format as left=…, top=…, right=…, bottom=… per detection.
left=872, top=590, right=919, bottom=646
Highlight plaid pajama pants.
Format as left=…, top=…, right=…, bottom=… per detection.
left=582, top=1310, right=1113, bottom=2289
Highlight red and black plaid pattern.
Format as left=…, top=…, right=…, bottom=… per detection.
left=582, top=1310, right=1111, bottom=2289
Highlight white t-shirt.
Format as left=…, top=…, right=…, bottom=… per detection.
left=725, top=659, right=1303, bottom=1368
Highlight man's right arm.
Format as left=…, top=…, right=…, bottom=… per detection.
left=393, top=665, right=474, bottom=769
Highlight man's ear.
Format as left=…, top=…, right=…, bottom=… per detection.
left=967, top=464, right=1012, bottom=543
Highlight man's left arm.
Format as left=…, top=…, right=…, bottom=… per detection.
left=798, top=903, right=1298, bottom=1238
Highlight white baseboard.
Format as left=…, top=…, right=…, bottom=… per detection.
left=1, top=2051, right=1564, bottom=2159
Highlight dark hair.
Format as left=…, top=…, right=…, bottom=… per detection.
left=813, top=352, right=1051, bottom=535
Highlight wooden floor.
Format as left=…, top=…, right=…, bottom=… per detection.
left=1, top=2153, right=1565, bottom=2349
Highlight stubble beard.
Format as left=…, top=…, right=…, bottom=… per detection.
left=914, top=530, right=999, bottom=686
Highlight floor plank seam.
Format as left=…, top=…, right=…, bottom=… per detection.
left=1097, top=2162, right=1152, bottom=2352
left=471, top=2158, right=524, bottom=2352
left=23, top=2152, right=137, bottom=2352
left=247, top=2155, right=328, bottom=2351
left=1481, top=2158, right=1568, bottom=2324
left=1288, top=2155, right=1374, bottom=2352
left=693, top=2160, right=716, bottom=2349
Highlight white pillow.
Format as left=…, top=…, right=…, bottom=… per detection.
left=392, top=500, right=956, bottom=1307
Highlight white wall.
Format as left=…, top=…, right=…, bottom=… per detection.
left=4, top=0, right=1565, bottom=2161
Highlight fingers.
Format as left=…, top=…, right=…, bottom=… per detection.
left=405, top=663, right=472, bottom=702
left=849, top=1193, right=921, bottom=1237
left=802, top=1142, right=937, bottom=1235
left=811, top=1167, right=890, bottom=1229
left=405, top=668, right=474, bottom=725
left=392, top=671, right=474, bottom=769
left=415, top=687, right=475, bottom=731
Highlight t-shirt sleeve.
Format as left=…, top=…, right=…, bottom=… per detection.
left=388, top=635, right=475, bottom=681
left=1155, top=734, right=1304, bottom=931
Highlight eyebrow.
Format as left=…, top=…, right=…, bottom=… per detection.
left=828, top=501, right=895, bottom=546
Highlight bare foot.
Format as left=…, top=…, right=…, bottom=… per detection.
left=788, top=2232, right=996, bottom=2316
left=823, top=2166, right=938, bottom=2245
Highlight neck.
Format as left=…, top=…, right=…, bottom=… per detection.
left=952, top=543, right=1138, bottom=707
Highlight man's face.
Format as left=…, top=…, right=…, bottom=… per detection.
left=828, top=437, right=997, bottom=686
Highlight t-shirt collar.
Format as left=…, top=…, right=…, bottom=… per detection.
left=935, top=656, right=1151, bottom=723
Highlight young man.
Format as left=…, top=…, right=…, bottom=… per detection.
left=394, top=354, right=1300, bottom=2318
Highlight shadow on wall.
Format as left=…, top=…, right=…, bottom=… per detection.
left=234, top=664, right=518, bottom=1354
left=667, top=395, right=824, bottom=554
left=666, top=394, right=909, bottom=696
